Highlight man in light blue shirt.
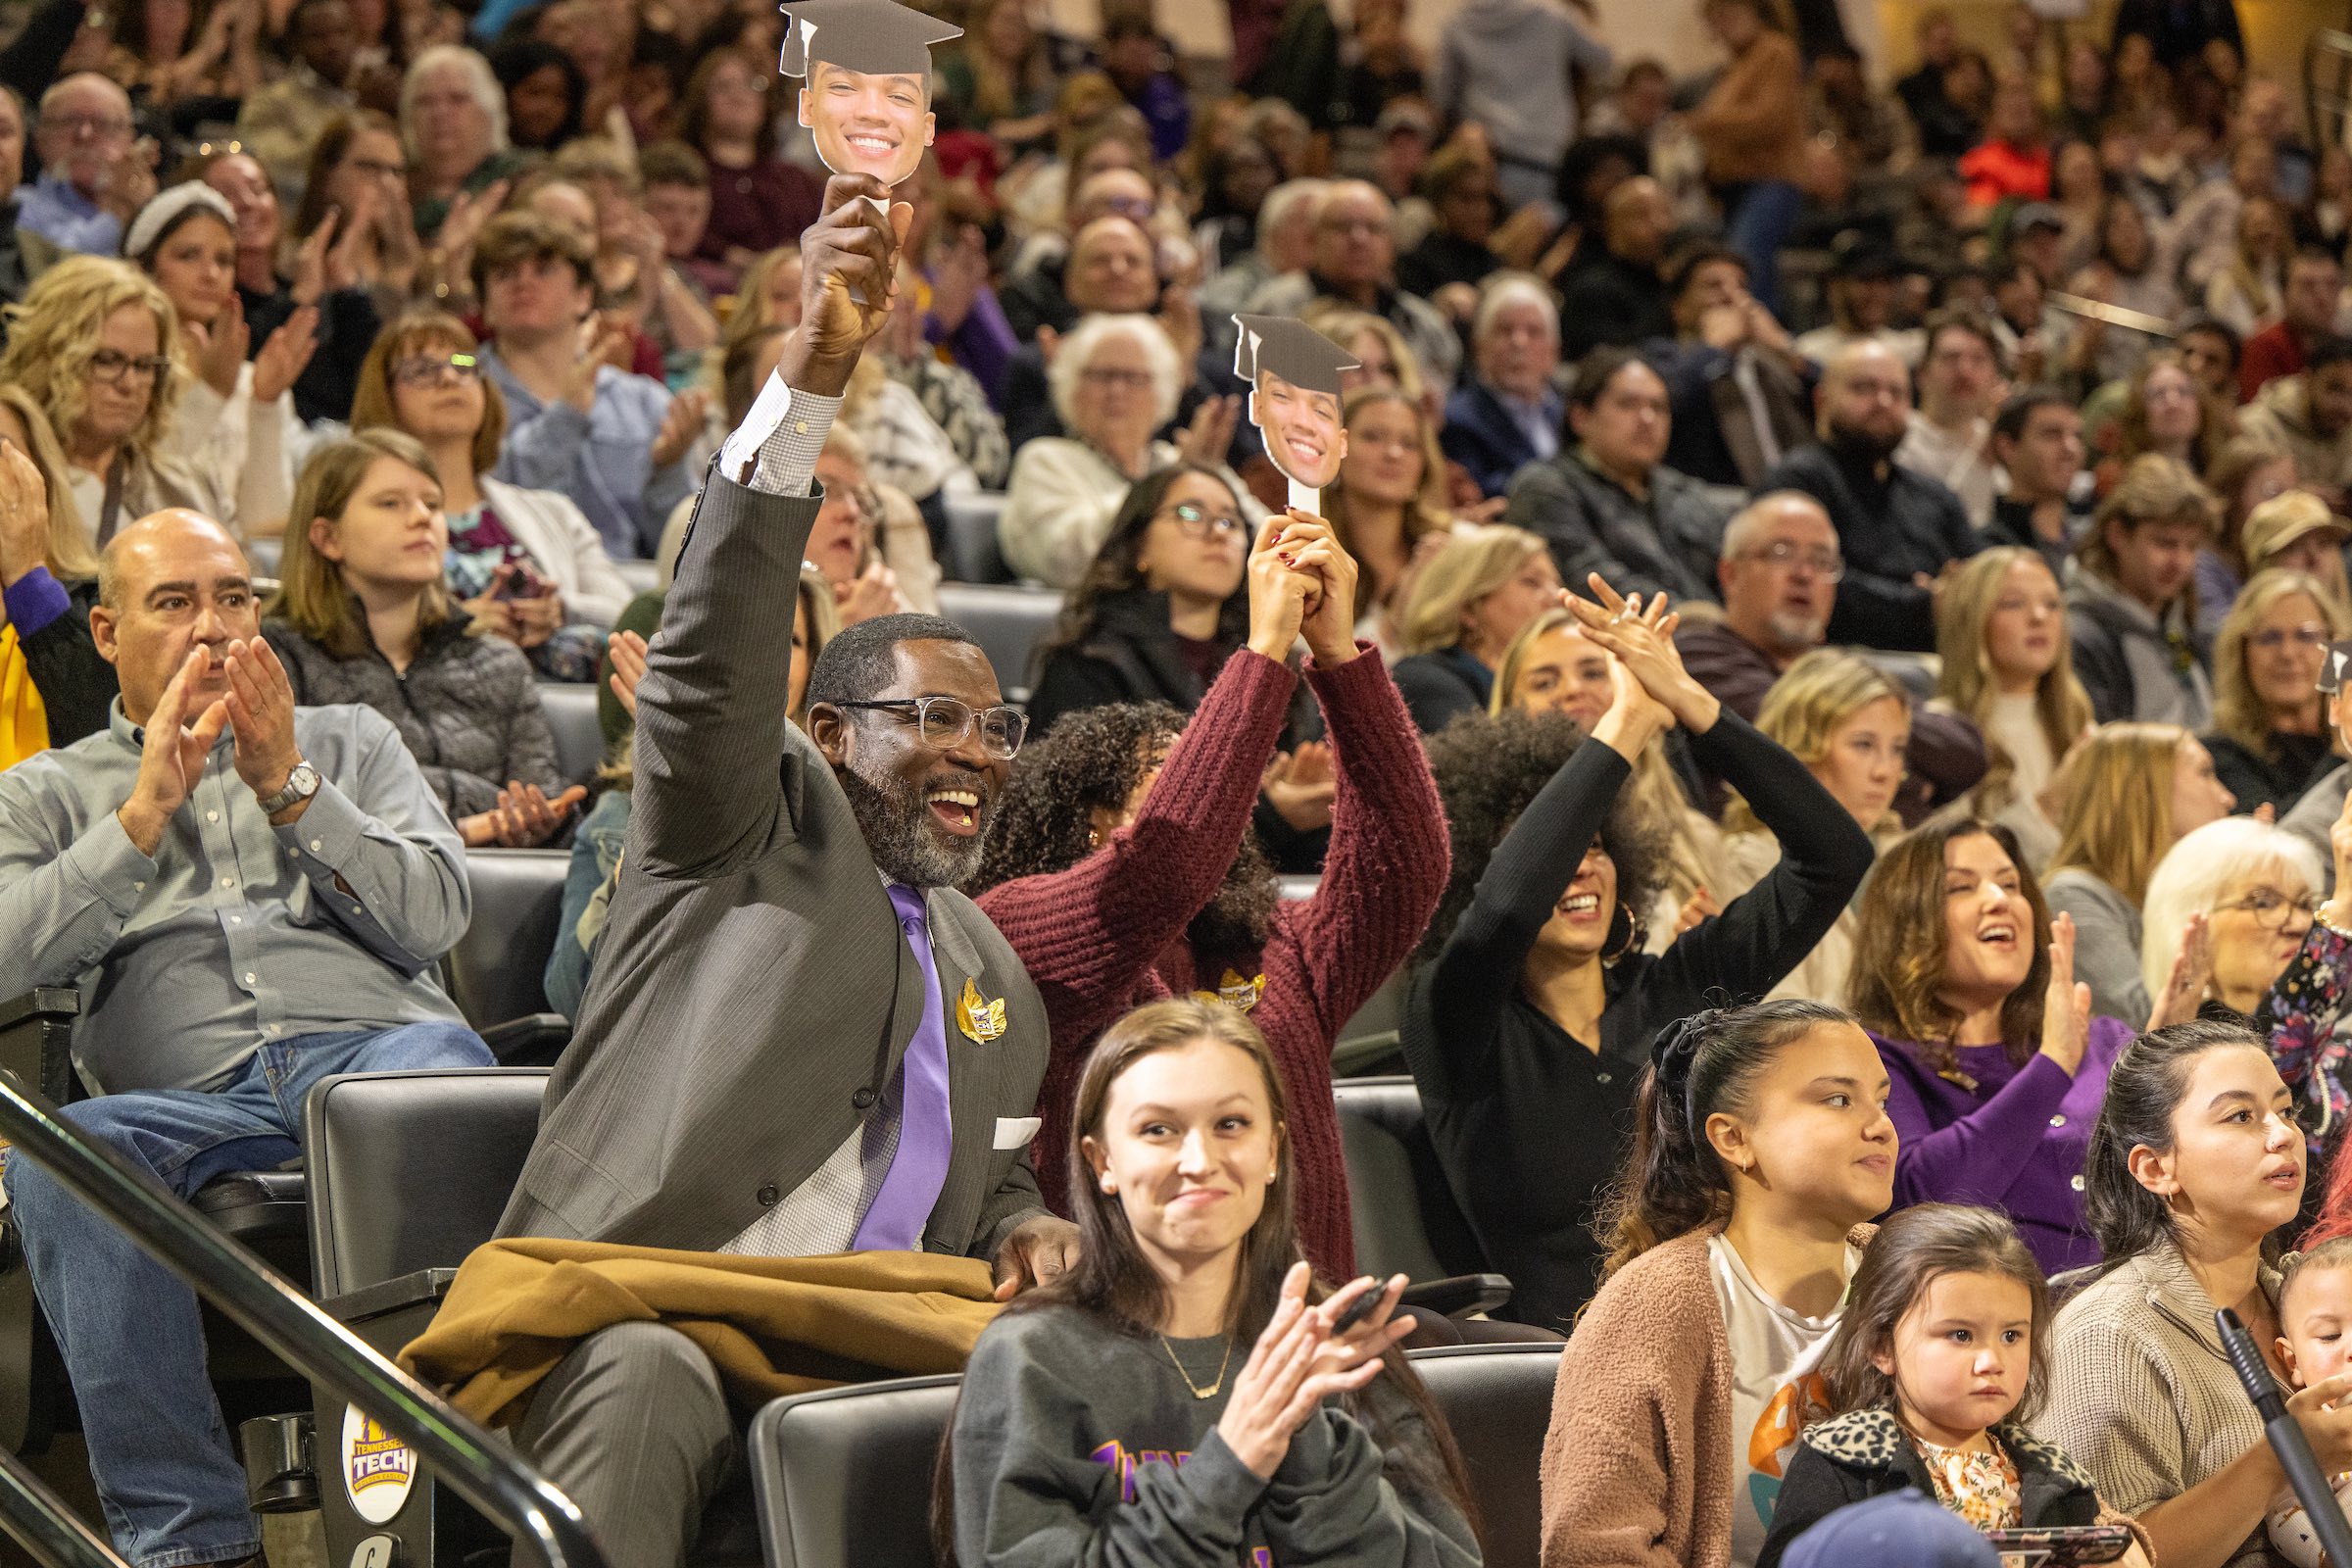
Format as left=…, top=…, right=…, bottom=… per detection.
left=0, top=509, right=490, bottom=1568
left=471, top=210, right=698, bottom=559
left=14, top=74, right=154, bottom=256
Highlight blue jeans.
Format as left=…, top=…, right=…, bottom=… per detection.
left=1720, top=177, right=1804, bottom=319
left=4, top=1023, right=491, bottom=1568
left=543, top=788, right=631, bottom=1022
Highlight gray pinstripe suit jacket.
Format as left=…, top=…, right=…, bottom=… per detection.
left=494, top=467, right=1052, bottom=1259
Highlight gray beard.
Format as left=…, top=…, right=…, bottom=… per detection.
left=1765, top=608, right=1830, bottom=652
left=839, top=762, right=990, bottom=889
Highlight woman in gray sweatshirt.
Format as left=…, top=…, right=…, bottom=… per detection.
left=942, top=998, right=1482, bottom=1567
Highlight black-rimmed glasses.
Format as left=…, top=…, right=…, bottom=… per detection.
left=832, top=696, right=1027, bottom=759
left=392, top=353, right=480, bottom=387
left=87, top=349, right=171, bottom=385
left=1155, top=500, right=1247, bottom=540
left=2221, top=886, right=2318, bottom=930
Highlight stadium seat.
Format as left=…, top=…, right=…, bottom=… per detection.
left=245, top=536, right=282, bottom=577
left=941, top=489, right=1013, bottom=584
left=443, top=849, right=573, bottom=1063
left=934, top=583, right=1064, bottom=706
left=748, top=1343, right=1566, bottom=1568
left=1332, top=1077, right=1499, bottom=1309
left=538, top=682, right=606, bottom=788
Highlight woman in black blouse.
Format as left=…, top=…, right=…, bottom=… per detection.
left=1402, top=579, right=1876, bottom=1330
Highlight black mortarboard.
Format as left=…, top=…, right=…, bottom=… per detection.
left=2320, top=638, right=2352, bottom=695
left=1232, top=315, right=1358, bottom=397
left=781, top=0, right=960, bottom=77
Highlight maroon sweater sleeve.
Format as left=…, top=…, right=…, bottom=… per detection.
left=1255, top=646, right=1450, bottom=1278
left=978, top=649, right=1298, bottom=1211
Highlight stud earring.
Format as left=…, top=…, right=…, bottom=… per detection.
left=1100, top=1175, right=1116, bottom=1193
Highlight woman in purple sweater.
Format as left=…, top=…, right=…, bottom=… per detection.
left=1846, top=819, right=2205, bottom=1273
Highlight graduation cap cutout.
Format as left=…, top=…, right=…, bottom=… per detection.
left=784, top=0, right=959, bottom=191
left=1233, top=314, right=1357, bottom=503
left=2320, top=638, right=2352, bottom=695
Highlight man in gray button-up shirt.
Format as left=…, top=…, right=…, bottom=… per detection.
left=0, top=509, right=490, bottom=1568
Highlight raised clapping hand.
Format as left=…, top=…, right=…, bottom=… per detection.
left=119, top=647, right=231, bottom=855
left=2148, top=910, right=2214, bottom=1031
left=220, top=637, right=306, bottom=808
left=1567, top=575, right=1721, bottom=735
left=460, top=781, right=588, bottom=848
left=2323, top=789, right=2352, bottom=934
left=1264, top=742, right=1337, bottom=833
left=606, top=628, right=648, bottom=719
left=0, top=443, right=52, bottom=588
left=1216, top=1262, right=1412, bottom=1480
left=2038, top=911, right=2092, bottom=1076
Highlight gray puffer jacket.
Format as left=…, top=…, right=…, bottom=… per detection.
left=266, top=611, right=563, bottom=822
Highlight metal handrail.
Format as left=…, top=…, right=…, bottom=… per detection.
left=0, top=1446, right=126, bottom=1568
left=0, top=1067, right=609, bottom=1568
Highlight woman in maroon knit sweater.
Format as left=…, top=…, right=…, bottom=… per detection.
left=971, top=512, right=1448, bottom=1277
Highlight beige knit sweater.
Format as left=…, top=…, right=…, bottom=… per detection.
left=2035, top=1238, right=2286, bottom=1568
left=1540, top=1223, right=1875, bottom=1568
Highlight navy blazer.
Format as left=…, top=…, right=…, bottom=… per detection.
left=1441, top=379, right=1562, bottom=500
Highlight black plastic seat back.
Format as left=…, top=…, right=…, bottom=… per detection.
left=538, top=684, right=606, bottom=789
left=303, top=1068, right=549, bottom=1298
left=748, top=1344, right=1565, bottom=1568
left=443, top=850, right=570, bottom=1031
left=749, top=1372, right=958, bottom=1568
left=1411, top=1342, right=1566, bottom=1568
left=1331, top=1077, right=1489, bottom=1285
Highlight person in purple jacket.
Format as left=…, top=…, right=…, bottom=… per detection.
left=1845, top=819, right=2209, bottom=1273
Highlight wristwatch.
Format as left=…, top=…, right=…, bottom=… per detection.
left=258, top=760, right=321, bottom=816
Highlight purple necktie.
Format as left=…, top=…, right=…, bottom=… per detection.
left=853, top=884, right=956, bottom=1251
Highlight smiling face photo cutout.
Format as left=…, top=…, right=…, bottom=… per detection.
left=784, top=0, right=958, bottom=192
left=1234, top=314, right=1355, bottom=506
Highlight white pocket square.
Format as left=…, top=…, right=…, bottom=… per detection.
left=993, top=1115, right=1042, bottom=1151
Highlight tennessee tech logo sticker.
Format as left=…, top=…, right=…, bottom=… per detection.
left=341, top=1406, right=418, bottom=1524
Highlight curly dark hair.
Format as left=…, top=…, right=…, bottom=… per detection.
left=1417, top=709, right=1670, bottom=965
left=965, top=700, right=1280, bottom=954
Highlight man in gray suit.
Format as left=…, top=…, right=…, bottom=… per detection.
left=495, top=172, right=1080, bottom=1565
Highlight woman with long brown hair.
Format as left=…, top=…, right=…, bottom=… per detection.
left=943, top=998, right=1480, bottom=1565
left=1849, top=817, right=2203, bottom=1275
left=1319, top=385, right=1454, bottom=651
left=678, top=46, right=825, bottom=286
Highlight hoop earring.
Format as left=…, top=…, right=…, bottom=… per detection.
left=1601, top=902, right=1647, bottom=968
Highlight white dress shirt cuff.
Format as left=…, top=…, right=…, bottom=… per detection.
left=717, top=372, right=843, bottom=497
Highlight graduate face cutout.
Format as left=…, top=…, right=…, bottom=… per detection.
left=1251, top=368, right=1346, bottom=491
left=799, top=60, right=934, bottom=189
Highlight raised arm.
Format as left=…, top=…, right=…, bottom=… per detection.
left=631, top=176, right=903, bottom=878
left=1272, top=515, right=1450, bottom=1037
left=977, top=518, right=1309, bottom=1027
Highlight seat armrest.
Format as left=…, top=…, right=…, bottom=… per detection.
left=1399, top=1274, right=1513, bottom=1320
left=0, top=988, right=79, bottom=1103
left=322, top=1267, right=460, bottom=1327
left=482, top=1014, right=571, bottom=1066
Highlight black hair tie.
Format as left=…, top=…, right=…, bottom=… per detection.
left=1652, top=1009, right=1722, bottom=1136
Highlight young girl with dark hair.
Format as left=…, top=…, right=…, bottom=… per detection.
left=1755, top=1203, right=2152, bottom=1568
left=1405, top=580, right=1877, bottom=1329
left=1540, top=999, right=1895, bottom=1568
left=2038, top=1020, right=2352, bottom=1568
left=942, top=998, right=1481, bottom=1566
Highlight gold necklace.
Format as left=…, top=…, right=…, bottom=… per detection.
left=1157, top=1334, right=1233, bottom=1400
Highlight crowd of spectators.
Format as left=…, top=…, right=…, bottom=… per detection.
left=20, top=0, right=2352, bottom=1562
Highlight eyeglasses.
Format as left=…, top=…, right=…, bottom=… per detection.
left=86, top=348, right=170, bottom=385
left=2251, top=623, right=2329, bottom=653
left=2221, top=886, right=2318, bottom=930
left=832, top=696, right=1027, bottom=760
left=391, top=353, right=479, bottom=386
left=1081, top=367, right=1153, bottom=391
left=41, top=112, right=131, bottom=139
left=1739, top=541, right=1846, bottom=580
left=349, top=156, right=409, bottom=180
left=1154, top=500, right=1247, bottom=540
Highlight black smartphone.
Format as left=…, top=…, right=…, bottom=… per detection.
left=1330, top=1280, right=1383, bottom=1336
left=1982, top=1524, right=2134, bottom=1565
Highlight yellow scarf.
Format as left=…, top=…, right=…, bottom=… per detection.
left=0, top=625, right=51, bottom=770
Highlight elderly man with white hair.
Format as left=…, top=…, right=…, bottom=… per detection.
left=401, top=43, right=527, bottom=240
left=1244, top=179, right=1461, bottom=392
left=1200, top=176, right=1328, bottom=372
left=997, top=314, right=1259, bottom=589
left=1442, top=273, right=1565, bottom=497
left=17, top=74, right=154, bottom=256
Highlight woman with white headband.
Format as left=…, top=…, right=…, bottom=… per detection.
left=124, top=181, right=317, bottom=538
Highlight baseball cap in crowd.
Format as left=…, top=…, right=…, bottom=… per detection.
left=1781, top=1490, right=2000, bottom=1568
left=2244, top=490, right=2351, bottom=573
